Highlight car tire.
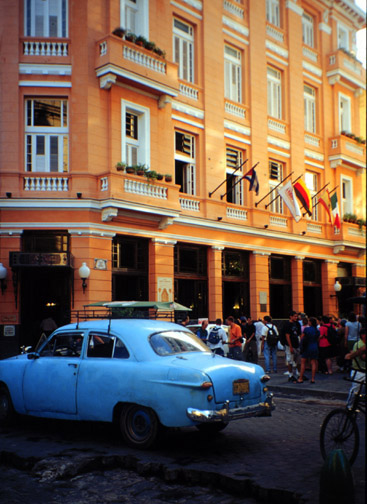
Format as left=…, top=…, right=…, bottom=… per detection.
left=119, top=404, right=160, bottom=449
left=196, top=421, right=228, bottom=434
left=0, top=385, right=15, bottom=426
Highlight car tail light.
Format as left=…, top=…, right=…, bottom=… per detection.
left=200, top=381, right=213, bottom=389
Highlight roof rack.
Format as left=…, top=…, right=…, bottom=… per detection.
left=69, top=307, right=177, bottom=325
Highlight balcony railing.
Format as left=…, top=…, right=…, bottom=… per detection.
left=23, top=38, right=69, bottom=57
left=326, top=49, right=365, bottom=88
left=24, top=175, right=69, bottom=191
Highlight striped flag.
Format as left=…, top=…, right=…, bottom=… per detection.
left=318, top=190, right=332, bottom=223
left=330, top=192, right=341, bottom=229
left=277, top=181, right=302, bottom=222
left=294, top=179, right=312, bottom=217
left=244, top=167, right=259, bottom=195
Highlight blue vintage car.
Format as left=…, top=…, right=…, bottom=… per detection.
left=0, top=319, right=274, bottom=448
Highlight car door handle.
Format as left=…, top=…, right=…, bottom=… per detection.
left=68, top=363, right=78, bottom=368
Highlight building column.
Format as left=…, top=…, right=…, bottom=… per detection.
left=291, top=256, right=304, bottom=312
left=149, top=239, right=176, bottom=302
left=322, top=260, right=339, bottom=317
left=249, top=251, right=270, bottom=320
left=208, top=246, right=223, bottom=322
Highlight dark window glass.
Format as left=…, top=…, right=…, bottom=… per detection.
left=22, top=231, right=69, bottom=253
left=126, top=112, right=138, bottom=139
left=270, top=256, right=291, bottom=281
left=174, top=245, right=207, bottom=275
left=222, top=251, right=248, bottom=278
left=112, top=237, right=148, bottom=271
left=303, top=259, right=321, bottom=284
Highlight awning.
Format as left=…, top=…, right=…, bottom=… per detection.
left=85, top=301, right=192, bottom=311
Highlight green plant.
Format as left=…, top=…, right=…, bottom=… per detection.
left=356, top=218, right=366, bottom=230
left=153, top=47, right=166, bottom=58
left=125, top=165, right=136, bottom=174
left=116, top=162, right=126, bottom=171
left=112, top=27, right=126, bottom=38
left=343, top=213, right=357, bottom=223
left=135, top=35, right=148, bottom=47
left=156, top=173, right=164, bottom=181
left=165, top=173, right=172, bottom=182
left=145, top=41, right=156, bottom=51
left=125, top=32, right=136, bottom=43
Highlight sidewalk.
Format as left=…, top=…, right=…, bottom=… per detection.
left=256, top=350, right=351, bottom=401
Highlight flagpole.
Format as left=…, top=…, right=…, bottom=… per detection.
left=311, top=185, right=339, bottom=211
left=220, top=161, right=258, bottom=200
left=209, top=158, right=248, bottom=197
left=255, top=171, right=294, bottom=208
left=265, top=174, right=302, bottom=209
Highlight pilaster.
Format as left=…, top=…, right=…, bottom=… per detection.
left=291, top=256, right=304, bottom=312
left=149, top=238, right=176, bottom=302
left=249, top=251, right=270, bottom=319
left=208, top=246, right=224, bottom=321
left=322, top=260, right=339, bottom=317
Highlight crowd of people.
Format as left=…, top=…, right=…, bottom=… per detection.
left=190, top=310, right=366, bottom=390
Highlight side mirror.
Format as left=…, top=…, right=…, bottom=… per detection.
left=27, top=352, right=40, bottom=360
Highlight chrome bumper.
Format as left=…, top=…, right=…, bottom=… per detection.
left=187, top=394, right=274, bottom=423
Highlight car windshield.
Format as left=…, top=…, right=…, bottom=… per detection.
left=150, top=330, right=208, bottom=356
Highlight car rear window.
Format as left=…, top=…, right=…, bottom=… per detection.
left=150, top=330, right=208, bottom=356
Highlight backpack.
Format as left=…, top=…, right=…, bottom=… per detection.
left=208, top=327, right=221, bottom=345
left=326, top=324, right=339, bottom=346
left=266, top=325, right=278, bottom=347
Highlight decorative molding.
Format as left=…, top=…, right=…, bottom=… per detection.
left=326, top=69, right=365, bottom=89
left=267, top=136, right=290, bottom=150
left=268, top=147, right=291, bottom=158
left=158, top=217, right=174, bottom=229
left=19, top=63, right=71, bottom=75
left=333, top=246, right=345, bottom=254
left=152, top=238, right=177, bottom=246
left=212, top=245, right=224, bottom=251
left=224, top=132, right=252, bottom=145
left=224, top=119, right=251, bottom=137
left=19, top=80, right=71, bottom=88
left=222, top=28, right=249, bottom=46
left=171, top=100, right=204, bottom=119
left=170, top=0, right=202, bottom=19
left=319, top=22, right=332, bottom=35
left=158, top=94, right=173, bottom=109
left=304, top=149, right=324, bottom=161
left=252, top=251, right=271, bottom=256
left=295, top=256, right=305, bottom=261
left=265, top=40, right=289, bottom=60
left=302, top=60, right=322, bottom=77
left=222, top=15, right=249, bottom=37
left=171, top=114, right=204, bottom=129
left=286, top=1, right=303, bottom=16
left=102, top=208, right=118, bottom=222
left=100, top=73, right=117, bottom=89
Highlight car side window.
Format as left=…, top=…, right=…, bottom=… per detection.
left=87, top=333, right=115, bottom=358
left=40, top=333, right=84, bottom=357
left=113, top=338, right=130, bottom=359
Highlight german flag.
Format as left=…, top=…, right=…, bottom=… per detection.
left=294, top=179, right=312, bottom=217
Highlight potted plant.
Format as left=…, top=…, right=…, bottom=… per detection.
left=165, top=173, right=172, bottom=182
left=112, top=27, right=126, bottom=38
left=356, top=218, right=365, bottom=230
left=125, top=32, right=136, bottom=43
left=116, top=162, right=126, bottom=172
left=156, top=173, right=164, bottom=181
left=126, top=165, right=136, bottom=174
left=136, top=163, right=146, bottom=176
left=135, top=35, right=147, bottom=47
left=145, top=41, right=156, bottom=51
left=145, top=170, right=158, bottom=182
left=153, top=47, right=166, bottom=58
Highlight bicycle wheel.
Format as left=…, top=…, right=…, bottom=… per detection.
left=320, top=408, right=359, bottom=466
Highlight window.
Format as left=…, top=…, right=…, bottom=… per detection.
left=174, top=244, right=207, bottom=275
left=304, top=85, right=316, bottom=134
left=341, top=177, right=353, bottom=215
left=226, top=147, right=243, bottom=205
left=25, top=0, right=68, bottom=37
left=266, top=0, right=280, bottom=27
left=175, top=131, right=196, bottom=195
left=173, top=18, right=194, bottom=83
left=25, top=98, right=68, bottom=172
left=22, top=230, right=69, bottom=253
left=269, top=160, right=283, bottom=214
left=305, top=171, right=318, bottom=220
left=339, top=94, right=351, bottom=133
left=120, top=0, right=148, bottom=37
left=337, top=24, right=349, bottom=50
left=224, top=45, right=242, bottom=103
left=302, top=13, right=314, bottom=48
left=40, top=332, right=84, bottom=357
left=121, top=101, right=150, bottom=167
left=267, top=67, right=282, bottom=119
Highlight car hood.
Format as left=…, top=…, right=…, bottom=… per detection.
left=167, top=352, right=265, bottom=404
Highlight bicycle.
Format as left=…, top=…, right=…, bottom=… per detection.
left=320, top=374, right=366, bottom=466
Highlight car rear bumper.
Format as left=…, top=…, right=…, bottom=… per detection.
left=187, top=393, right=274, bottom=423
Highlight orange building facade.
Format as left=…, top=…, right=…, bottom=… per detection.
left=0, top=0, right=366, bottom=355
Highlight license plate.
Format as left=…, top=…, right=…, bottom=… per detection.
left=233, top=379, right=249, bottom=394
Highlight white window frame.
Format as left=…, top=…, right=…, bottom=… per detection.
left=337, top=23, right=349, bottom=51
left=267, top=67, right=282, bottom=119
left=302, top=12, right=314, bottom=48
left=173, top=18, right=194, bottom=83
left=269, top=160, right=283, bottom=214
left=266, top=0, right=280, bottom=27
left=339, top=93, right=351, bottom=133
left=175, top=131, right=196, bottom=195
left=226, top=147, right=243, bottom=205
left=224, top=45, right=242, bottom=103
left=24, top=98, right=68, bottom=173
left=119, top=0, right=149, bottom=37
left=24, top=0, right=68, bottom=38
left=121, top=101, right=150, bottom=167
left=341, top=176, right=353, bottom=215
left=304, top=84, right=316, bottom=134
left=305, top=171, right=318, bottom=220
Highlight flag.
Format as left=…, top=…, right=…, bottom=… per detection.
left=330, top=192, right=341, bottom=229
left=318, top=190, right=332, bottom=223
left=277, top=181, right=302, bottom=222
left=294, top=179, right=312, bottom=217
left=244, top=167, right=259, bottom=195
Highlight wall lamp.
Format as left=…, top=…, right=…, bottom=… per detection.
left=330, top=280, right=342, bottom=297
left=78, top=262, right=90, bottom=294
left=264, top=225, right=268, bottom=229
left=6, top=192, right=12, bottom=198
left=77, top=192, right=82, bottom=199
left=217, top=217, right=222, bottom=221
left=0, top=263, right=7, bottom=294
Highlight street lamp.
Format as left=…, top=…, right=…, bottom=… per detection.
left=0, top=263, right=7, bottom=294
left=78, top=262, right=90, bottom=294
left=330, top=280, right=342, bottom=297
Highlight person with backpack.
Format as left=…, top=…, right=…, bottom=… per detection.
left=282, top=310, right=301, bottom=383
left=242, top=316, right=258, bottom=364
left=226, top=316, right=243, bottom=360
left=196, top=319, right=209, bottom=345
left=261, top=315, right=279, bottom=373
left=207, top=318, right=227, bottom=356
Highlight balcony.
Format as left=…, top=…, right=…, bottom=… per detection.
left=326, top=49, right=365, bottom=89
left=328, top=134, right=366, bottom=169
left=95, top=35, right=179, bottom=98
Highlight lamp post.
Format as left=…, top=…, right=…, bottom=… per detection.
left=330, top=279, right=342, bottom=315
left=0, top=263, right=7, bottom=294
left=78, top=262, right=90, bottom=294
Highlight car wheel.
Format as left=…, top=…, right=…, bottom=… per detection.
left=196, top=422, right=228, bottom=434
left=0, top=385, right=14, bottom=426
left=120, top=404, right=160, bottom=449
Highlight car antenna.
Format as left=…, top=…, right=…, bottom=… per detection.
left=108, top=309, right=112, bottom=334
